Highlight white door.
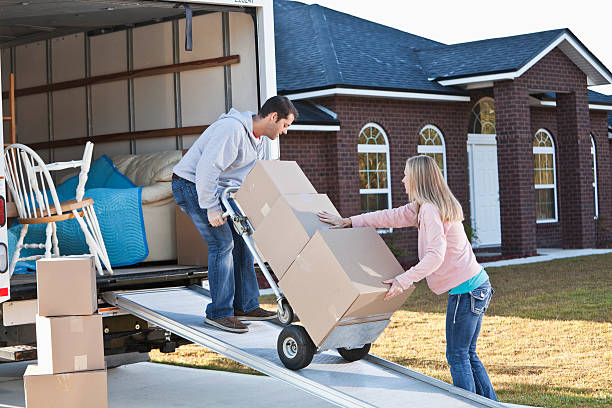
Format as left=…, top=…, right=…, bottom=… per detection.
left=467, top=134, right=501, bottom=247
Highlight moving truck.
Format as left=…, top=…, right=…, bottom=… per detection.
left=0, top=0, right=277, bottom=363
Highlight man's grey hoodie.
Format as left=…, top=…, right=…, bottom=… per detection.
left=173, top=108, right=264, bottom=212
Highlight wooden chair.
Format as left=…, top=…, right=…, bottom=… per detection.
left=3, top=142, right=113, bottom=276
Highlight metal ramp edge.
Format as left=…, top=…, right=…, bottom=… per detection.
left=102, top=286, right=506, bottom=408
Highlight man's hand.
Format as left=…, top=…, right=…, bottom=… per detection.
left=318, top=211, right=352, bottom=228
left=382, top=278, right=404, bottom=300
left=208, top=209, right=227, bottom=227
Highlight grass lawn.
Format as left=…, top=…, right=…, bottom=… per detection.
left=151, top=253, right=612, bottom=408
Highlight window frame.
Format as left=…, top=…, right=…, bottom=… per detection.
left=533, top=129, right=558, bottom=223
left=357, top=123, right=393, bottom=230
left=417, top=124, right=447, bottom=180
left=591, top=134, right=599, bottom=219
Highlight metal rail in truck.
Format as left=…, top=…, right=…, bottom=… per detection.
left=103, top=285, right=506, bottom=408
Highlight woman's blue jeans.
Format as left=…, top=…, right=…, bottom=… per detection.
left=172, top=177, right=260, bottom=319
left=446, top=280, right=498, bottom=401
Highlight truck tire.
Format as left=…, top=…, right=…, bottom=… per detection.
left=277, top=325, right=315, bottom=370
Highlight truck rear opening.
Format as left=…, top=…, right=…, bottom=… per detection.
left=1, top=0, right=276, bottom=361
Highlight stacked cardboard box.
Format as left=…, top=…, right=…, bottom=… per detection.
left=24, top=256, right=108, bottom=408
left=236, top=161, right=414, bottom=348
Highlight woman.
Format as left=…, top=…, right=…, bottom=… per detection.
left=318, top=155, right=497, bottom=401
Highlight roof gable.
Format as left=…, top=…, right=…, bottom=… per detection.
left=418, top=29, right=612, bottom=87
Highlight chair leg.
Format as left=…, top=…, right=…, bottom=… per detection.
left=51, top=222, right=60, bottom=257
left=72, top=208, right=112, bottom=276
left=84, top=206, right=112, bottom=273
left=44, top=223, right=53, bottom=259
left=9, top=224, right=29, bottom=277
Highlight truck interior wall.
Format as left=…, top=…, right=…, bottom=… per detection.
left=1, top=48, right=10, bottom=138
left=2, top=10, right=259, bottom=160
left=229, top=13, right=259, bottom=116
left=132, top=22, right=176, bottom=154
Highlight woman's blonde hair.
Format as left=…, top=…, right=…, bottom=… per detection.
left=405, top=155, right=464, bottom=222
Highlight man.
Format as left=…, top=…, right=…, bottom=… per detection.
left=172, top=96, right=298, bottom=333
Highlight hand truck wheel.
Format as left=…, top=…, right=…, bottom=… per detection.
left=337, top=343, right=371, bottom=362
left=277, top=298, right=294, bottom=325
left=277, top=325, right=315, bottom=370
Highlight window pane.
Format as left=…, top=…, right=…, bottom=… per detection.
left=360, top=193, right=388, bottom=213
left=433, top=153, right=444, bottom=175
left=359, top=171, right=368, bottom=189
left=358, top=153, right=367, bottom=171
left=367, top=153, right=376, bottom=171
left=379, top=171, right=388, bottom=188
left=535, top=188, right=555, bottom=220
left=543, top=170, right=554, bottom=185
left=369, top=171, right=378, bottom=189
left=377, top=153, right=387, bottom=170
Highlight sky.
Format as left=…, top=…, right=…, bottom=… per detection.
left=298, top=0, right=612, bottom=95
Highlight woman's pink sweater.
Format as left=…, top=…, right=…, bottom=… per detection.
left=350, top=202, right=482, bottom=295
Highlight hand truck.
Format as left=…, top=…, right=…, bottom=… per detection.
left=221, top=187, right=380, bottom=371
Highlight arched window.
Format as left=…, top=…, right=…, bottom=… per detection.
left=358, top=123, right=392, bottom=214
left=468, top=98, right=496, bottom=134
left=533, top=129, right=558, bottom=222
left=591, top=135, right=599, bottom=219
left=418, top=125, right=446, bottom=179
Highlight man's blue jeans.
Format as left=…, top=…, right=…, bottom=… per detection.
left=446, top=280, right=498, bottom=401
left=172, top=177, right=260, bottom=319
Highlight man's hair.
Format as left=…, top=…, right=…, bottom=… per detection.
left=258, top=96, right=299, bottom=121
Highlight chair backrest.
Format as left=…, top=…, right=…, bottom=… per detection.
left=3, top=142, right=94, bottom=219
left=4, top=144, right=63, bottom=219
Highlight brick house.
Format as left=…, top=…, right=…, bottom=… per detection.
left=274, top=0, right=612, bottom=264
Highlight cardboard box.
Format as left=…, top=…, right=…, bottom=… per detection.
left=253, top=193, right=340, bottom=279
left=36, top=314, right=105, bottom=374
left=279, top=228, right=414, bottom=347
left=235, top=160, right=317, bottom=229
left=176, top=206, right=209, bottom=266
left=24, top=364, right=108, bottom=408
left=36, top=256, right=96, bottom=317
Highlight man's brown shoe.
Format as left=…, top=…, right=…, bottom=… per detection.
left=204, top=316, right=248, bottom=333
left=234, top=307, right=276, bottom=321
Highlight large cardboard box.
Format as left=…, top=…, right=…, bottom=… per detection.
left=235, top=160, right=317, bottom=229
left=253, top=193, right=340, bottom=279
left=36, top=314, right=105, bottom=374
left=279, top=228, right=414, bottom=347
left=176, top=206, right=209, bottom=266
left=36, top=256, right=96, bottom=317
left=23, top=364, right=108, bottom=408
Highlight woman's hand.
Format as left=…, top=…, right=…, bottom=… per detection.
left=382, top=278, right=404, bottom=300
left=318, top=211, right=352, bottom=228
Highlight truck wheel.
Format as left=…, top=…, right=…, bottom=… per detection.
left=337, top=343, right=371, bottom=362
left=277, top=299, right=294, bottom=325
left=277, top=325, right=315, bottom=370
